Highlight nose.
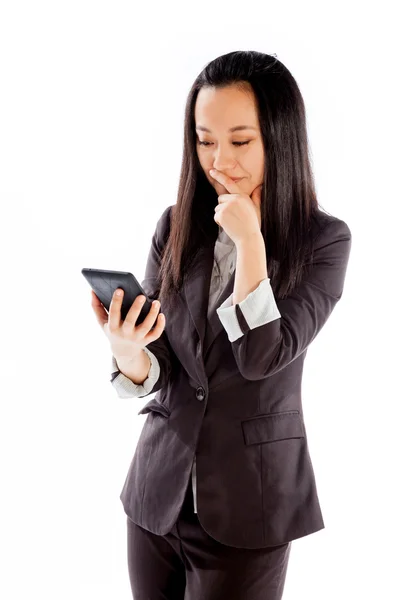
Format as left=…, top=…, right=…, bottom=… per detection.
left=210, top=145, right=238, bottom=172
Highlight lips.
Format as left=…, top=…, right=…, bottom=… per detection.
left=231, top=177, right=243, bottom=182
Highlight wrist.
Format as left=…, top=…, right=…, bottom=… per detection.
left=235, top=231, right=264, bottom=249
left=115, top=349, right=144, bottom=371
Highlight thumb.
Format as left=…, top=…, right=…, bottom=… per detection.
left=91, top=290, right=109, bottom=329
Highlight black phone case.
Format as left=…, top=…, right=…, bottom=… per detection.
left=81, top=267, right=156, bottom=325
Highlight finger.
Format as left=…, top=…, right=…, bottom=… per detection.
left=123, top=294, right=149, bottom=329
left=108, top=288, right=125, bottom=331
left=209, top=169, right=241, bottom=195
left=91, top=289, right=102, bottom=305
left=130, top=299, right=161, bottom=334
left=91, top=289, right=109, bottom=312
left=143, top=312, right=166, bottom=344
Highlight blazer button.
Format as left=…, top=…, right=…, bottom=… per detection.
left=196, top=387, right=205, bottom=401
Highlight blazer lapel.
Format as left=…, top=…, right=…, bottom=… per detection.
left=180, top=239, right=236, bottom=359
left=204, top=272, right=235, bottom=355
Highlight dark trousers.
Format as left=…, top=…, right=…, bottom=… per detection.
left=126, top=481, right=292, bottom=600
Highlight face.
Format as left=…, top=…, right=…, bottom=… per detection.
left=194, top=83, right=265, bottom=197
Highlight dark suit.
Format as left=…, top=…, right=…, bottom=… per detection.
left=119, top=204, right=352, bottom=551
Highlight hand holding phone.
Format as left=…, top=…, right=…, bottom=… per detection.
left=91, top=287, right=166, bottom=364
left=82, top=268, right=166, bottom=365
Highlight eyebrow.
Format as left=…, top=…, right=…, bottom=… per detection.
left=195, top=125, right=258, bottom=133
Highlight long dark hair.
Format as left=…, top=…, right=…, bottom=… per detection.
left=157, top=50, right=328, bottom=310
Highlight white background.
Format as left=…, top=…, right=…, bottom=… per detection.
left=1, top=1, right=399, bottom=598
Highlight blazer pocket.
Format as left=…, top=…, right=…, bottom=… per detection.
left=241, top=410, right=305, bottom=445
left=137, top=398, right=171, bottom=418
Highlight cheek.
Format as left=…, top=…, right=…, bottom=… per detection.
left=198, top=156, right=211, bottom=177
left=248, top=155, right=264, bottom=182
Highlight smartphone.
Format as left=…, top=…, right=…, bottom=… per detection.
left=81, top=267, right=157, bottom=325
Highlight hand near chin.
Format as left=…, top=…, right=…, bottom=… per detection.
left=210, top=169, right=263, bottom=244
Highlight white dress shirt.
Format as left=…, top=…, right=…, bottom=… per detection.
left=110, top=225, right=281, bottom=512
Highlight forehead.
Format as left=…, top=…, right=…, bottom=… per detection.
left=194, top=85, right=259, bottom=130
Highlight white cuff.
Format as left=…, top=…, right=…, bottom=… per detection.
left=110, top=347, right=160, bottom=398
left=216, top=278, right=281, bottom=342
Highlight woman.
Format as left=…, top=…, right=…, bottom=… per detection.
left=91, top=50, right=352, bottom=600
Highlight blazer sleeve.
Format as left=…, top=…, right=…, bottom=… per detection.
left=109, top=204, right=178, bottom=397
left=219, top=218, right=352, bottom=380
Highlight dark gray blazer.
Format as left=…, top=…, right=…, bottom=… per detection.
left=118, top=204, right=352, bottom=549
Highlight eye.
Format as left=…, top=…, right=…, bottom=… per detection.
left=198, top=141, right=251, bottom=147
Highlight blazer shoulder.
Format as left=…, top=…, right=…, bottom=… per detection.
left=155, top=204, right=174, bottom=247
left=312, top=209, right=352, bottom=245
